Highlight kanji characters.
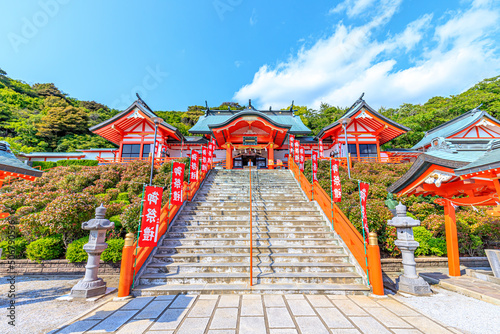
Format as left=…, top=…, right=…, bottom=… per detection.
left=145, top=208, right=157, bottom=223
left=143, top=226, right=155, bottom=241
left=147, top=191, right=159, bottom=205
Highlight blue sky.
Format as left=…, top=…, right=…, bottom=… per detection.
left=0, top=0, right=499, bottom=111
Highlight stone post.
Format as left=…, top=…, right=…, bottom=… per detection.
left=387, top=202, right=431, bottom=295
left=70, top=204, right=114, bottom=298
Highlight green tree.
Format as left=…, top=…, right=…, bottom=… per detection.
left=37, top=106, right=89, bottom=147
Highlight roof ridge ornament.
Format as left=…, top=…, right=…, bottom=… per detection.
left=428, top=137, right=457, bottom=153
left=135, top=93, right=153, bottom=112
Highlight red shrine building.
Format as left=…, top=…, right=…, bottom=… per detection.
left=87, top=95, right=410, bottom=169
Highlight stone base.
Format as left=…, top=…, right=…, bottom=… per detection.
left=70, top=278, right=107, bottom=298
left=396, top=275, right=432, bottom=296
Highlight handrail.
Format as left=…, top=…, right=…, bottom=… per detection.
left=96, top=156, right=183, bottom=165
left=118, top=167, right=209, bottom=297
left=249, top=167, right=253, bottom=286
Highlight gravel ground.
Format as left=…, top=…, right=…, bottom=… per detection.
left=393, top=286, right=500, bottom=334
left=0, top=275, right=119, bottom=334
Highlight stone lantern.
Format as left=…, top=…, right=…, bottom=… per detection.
left=70, top=204, right=114, bottom=298
left=387, top=202, right=431, bottom=295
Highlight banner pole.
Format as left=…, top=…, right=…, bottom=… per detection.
left=131, top=183, right=146, bottom=290
left=359, top=180, right=370, bottom=285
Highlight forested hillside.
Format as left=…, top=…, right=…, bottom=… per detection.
left=1, top=66, right=499, bottom=153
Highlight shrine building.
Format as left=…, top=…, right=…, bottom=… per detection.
left=86, top=95, right=410, bottom=168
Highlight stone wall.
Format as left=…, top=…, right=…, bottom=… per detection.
left=382, top=257, right=489, bottom=272
left=0, top=259, right=121, bottom=275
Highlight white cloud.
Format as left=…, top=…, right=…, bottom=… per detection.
left=330, top=0, right=378, bottom=18
left=234, top=0, right=500, bottom=110
left=250, top=8, right=257, bottom=26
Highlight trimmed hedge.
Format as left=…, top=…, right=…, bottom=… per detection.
left=66, top=236, right=124, bottom=263
left=32, top=161, right=57, bottom=170
left=56, top=159, right=98, bottom=167
left=0, top=237, right=28, bottom=259
left=26, top=236, right=64, bottom=262
left=65, top=236, right=89, bottom=262
left=101, top=238, right=125, bottom=262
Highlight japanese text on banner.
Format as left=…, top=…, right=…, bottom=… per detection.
left=138, top=186, right=164, bottom=247
left=190, top=150, right=199, bottom=182
left=299, top=146, right=305, bottom=172
left=319, top=139, right=323, bottom=158
left=331, top=160, right=342, bottom=202
left=289, top=135, right=295, bottom=157
left=359, top=182, right=370, bottom=240
left=171, top=162, right=185, bottom=206
left=201, top=146, right=208, bottom=173
left=294, top=141, right=299, bottom=164
left=312, top=151, right=318, bottom=182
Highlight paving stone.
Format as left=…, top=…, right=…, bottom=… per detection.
left=134, top=300, right=173, bottom=319
left=86, top=310, right=138, bottom=333
left=402, top=316, right=454, bottom=334
left=286, top=298, right=316, bottom=316
left=269, top=329, right=299, bottom=334
left=285, top=294, right=305, bottom=300
left=116, top=319, right=154, bottom=333
left=376, top=299, right=419, bottom=316
left=243, top=294, right=262, bottom=299
left=199, top=294, right=220, bottom=299
left=154, top=295, right=176, bottom=301
left=365, top=307, right=413, bottom=328
left=57, top=320, right=100, bottom=334
left=169, top=294, right=197, bottom=309
left=349, top=316, right=392, bottom=334
left=210, top=308, right=238, bottom=329
left=306, top=295, right=333, bottom=307
left=218, top=295, right=240, bottom=308
left=391, top=330, right=422, bottom=334
left=121, top=297, right=155, bottom=310
left=149, top=308, right=189, bottom=330
left=327, top=295, right=349, bottom=300
left=241, top=297, right=264, bottom=316
left=208, top=330, right=236, bottom=334
left=315, top=307, right=354, bottom=328
left=176, top=317, right=210, bottom=334
left=146, top=331, right=173, bottom=334
left=330, top=300, right=367, bottom=316
left=331, top=329, right=361, bottom=334
left=295, top=316, right=330, bottom=334
left=82, top=301, right=128, bottom=320
left=266, top=307, right=295, bottom=328
left=188, top=298, right=218, bottom=317
left=239, top=316, right=266, bottom=333
left=264, top=294, right=286, bottom=307
left=348, top=295, right=381, bottom=308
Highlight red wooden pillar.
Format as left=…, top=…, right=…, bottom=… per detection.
left=268, top=143, right=274, bottom=169
left=226, top=144, right=232, bottom=170
left=444, top=199, right=461, bottom=276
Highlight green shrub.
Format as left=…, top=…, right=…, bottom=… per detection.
left=56, top=159, right=98, bottom=167
left=101, top=238, right=124, bottom=262
left=106, top=188, right=120, bottom=201
left=117, top=192, right=129, bottom=201
left=120, top=199, right=142, bottom=233
left=65, top=236, right=89, bottom=262
left=0, top=237, right=28, bottom=259
left=109, top=215, right=122, bottom=228
left=32, top=161, right=57, bottom=170
left=110, top=200, right=130, bottom=206
left=26, top=236, right=64, bottom=262
left=414, top=226, right=447, bottom=257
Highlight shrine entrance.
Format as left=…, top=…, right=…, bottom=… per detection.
left=233, top=149, right=268, bottom=169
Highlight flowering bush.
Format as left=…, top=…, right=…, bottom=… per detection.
left=120, top=198, right=142, bottom=233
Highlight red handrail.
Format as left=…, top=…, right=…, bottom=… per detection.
left=249, top=168, right=253, bottom=286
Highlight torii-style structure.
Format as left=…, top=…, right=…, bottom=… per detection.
left=388, top=109, right=500, bottom=276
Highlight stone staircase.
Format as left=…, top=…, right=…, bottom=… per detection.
left=133, top=169, right=369, bottom=295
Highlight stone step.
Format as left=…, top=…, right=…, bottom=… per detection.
left=186, top=201, right=315, bottom=208
left=167, top=225, right=331, bottom=233
left=164, top=231, right=335, bottom=239
left=162, top=237, right=338, bottom=247
left=152, top=252, right=349, bottom=264
left=173, top=220, right=330, bottom=226
left=176, top=216, right=326, bottom=222
left=182, top=206, right=316, bottom=212
left=180, top=209, right=321, bottom=216
left=155, top=244, right=345, bottom=255
left=139, top=272, right=364, bottom=285
left=132, top=282, right=369, bottom=296
left=144, top=261, right=354, bottom=274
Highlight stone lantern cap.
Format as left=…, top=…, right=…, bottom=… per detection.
left=387, top=202, right=420, bottom=228
left=81, top=204, right=114, bottom=230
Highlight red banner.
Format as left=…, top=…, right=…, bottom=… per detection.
left=312, top=151, right=318, bottom=182
left=331, top=160, right=342, bottom=202
left=210, top=137, right=216, bottom=164
left=189, top=150, right=199, bottom=182
left=359, top=182, right=370, bottom=239
left=208, top=140, right=214, bottom=165
left=299, top=145, right=305, bottom=172
left=289, top=135, right=295, bottom=157
left=171, top=162, right=185, bottom=206
left=319, top=139, right=324, bottom=158
left=294, top=140, right=300, bottom=164
left=138, top=186, right=164, bottom=247
left=201, top=146, right=208, bottom=173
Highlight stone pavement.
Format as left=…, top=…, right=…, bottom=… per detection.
left=50, top=293, right=463, bottom=334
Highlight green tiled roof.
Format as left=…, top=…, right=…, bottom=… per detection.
left=455, top=140, right=500, bottom=175
left=0, top=142, right=43, bottom=178
left=412, top=109, right=500, bottom=150
left=189, top=108, right=311, bottom=134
